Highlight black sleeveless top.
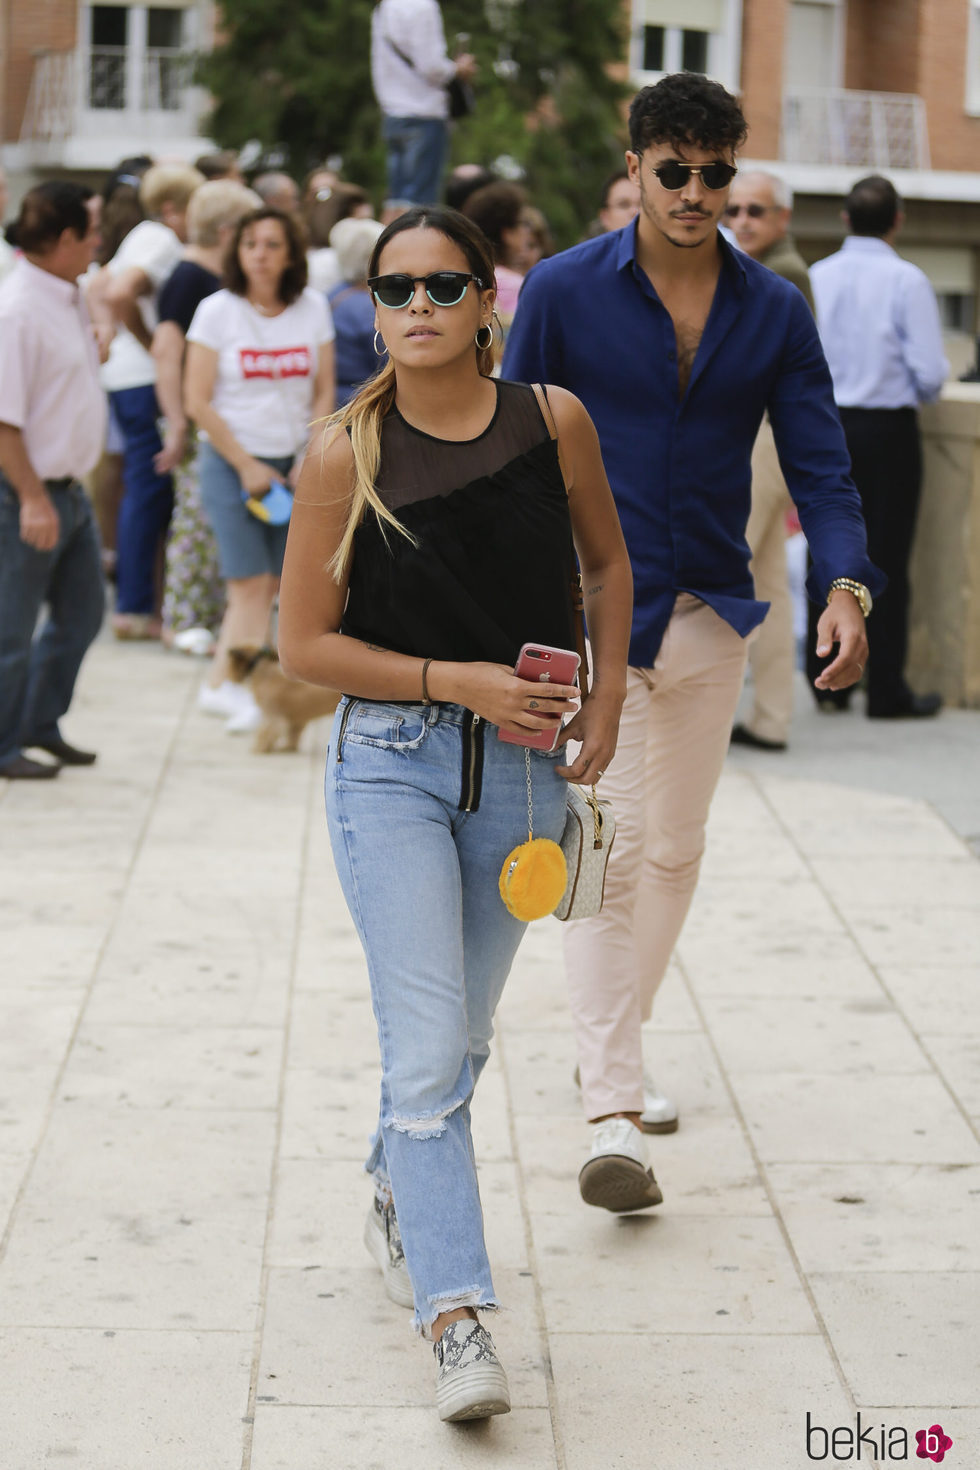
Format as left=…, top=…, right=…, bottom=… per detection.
left=341, top=380, right=576, bottom=665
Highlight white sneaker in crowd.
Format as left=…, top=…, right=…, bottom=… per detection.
left=578, top=1116, right=663, bottom=1213
left=224, top=696, right=262, bottom=734
left=197, top=680, right=253, bottom=719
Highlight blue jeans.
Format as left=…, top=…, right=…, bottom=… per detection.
left=382, top=115, right=449, bottom=207
left=0, top=475, right=105, bottom=768
left=110, top=384, right=173, bottom=615
left=196, top=442, right=292, bottom=580
left=325, top=698, right=567, bottom=1334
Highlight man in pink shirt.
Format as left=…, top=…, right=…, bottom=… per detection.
left=0, top=182, right=107, bottom=779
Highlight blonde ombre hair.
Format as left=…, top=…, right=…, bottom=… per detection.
left=325, top=206, right=498, bottom=581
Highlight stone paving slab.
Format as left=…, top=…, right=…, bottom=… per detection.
left=0, top=638, right=978, bottom=1468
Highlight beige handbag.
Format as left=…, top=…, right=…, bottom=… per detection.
left=555, top=778, right=616, bottom=921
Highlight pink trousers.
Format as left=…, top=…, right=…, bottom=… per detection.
left=563, top=595, right=749, bottom=1121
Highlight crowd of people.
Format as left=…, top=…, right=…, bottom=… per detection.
left=0, top=27, right=954, bottom=1434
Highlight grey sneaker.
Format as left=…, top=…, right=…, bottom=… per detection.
left=433, top=1319, right=511, bottom=1422
left=363, top=1195, right=414, bottom=1309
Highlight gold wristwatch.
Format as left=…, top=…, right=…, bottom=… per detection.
left=827, top=577, right=872, bottom=618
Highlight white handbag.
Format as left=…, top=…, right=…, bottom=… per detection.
left=554, top=781, right=616, bottom=921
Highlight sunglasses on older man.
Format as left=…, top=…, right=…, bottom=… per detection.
left=368, top=271, right=485, bottom=309
left=724, top=202, right=777, bottom=219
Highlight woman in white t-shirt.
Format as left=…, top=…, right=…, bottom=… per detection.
left=185, top=208, right=335, bottom=728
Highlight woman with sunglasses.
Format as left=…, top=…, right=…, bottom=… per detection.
left=278, top=205, right=631, bottom=1422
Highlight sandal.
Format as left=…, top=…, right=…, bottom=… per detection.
left=112, top=613, right=162, bottom=641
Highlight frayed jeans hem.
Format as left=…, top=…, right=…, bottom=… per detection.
left=416, top=1292, right=501, bottom=1340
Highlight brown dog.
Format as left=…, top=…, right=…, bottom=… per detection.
left=226, top=646, right=341, bottom=753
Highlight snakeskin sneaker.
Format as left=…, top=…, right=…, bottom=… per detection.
left=363, top=1195, right=414, bottom=1309
left=433, top=1319, right=511, bottom=1422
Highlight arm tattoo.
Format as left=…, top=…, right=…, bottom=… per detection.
left=586, top=583, right=603, bottom=596
left=364, top=642, right=386, bottom=653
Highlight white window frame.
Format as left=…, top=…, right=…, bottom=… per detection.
left=966, top=0, right=980, bottom=115
left=784, top=0, right=846, bottom=93
left=79, top=0, right=196, bottom=117
left=630, top=0, right=743, bottom=95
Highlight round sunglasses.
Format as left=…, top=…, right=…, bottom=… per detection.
left=368, top=271, right=485, bottom=310
left=648, top=160, right=738, bottom=192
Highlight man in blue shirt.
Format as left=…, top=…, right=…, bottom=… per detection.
left=503, top=73, right=882, bottom=1214
left=809, top=174, right=946, bottom=719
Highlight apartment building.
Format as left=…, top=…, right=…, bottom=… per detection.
left=0, top=0, right=215, bottom=192
left=630, top=0, right=980, bottom=360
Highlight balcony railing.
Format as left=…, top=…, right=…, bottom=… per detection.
left=781, top=89, right=930, bottom=171
left=20, top=47, right=196, bottom=143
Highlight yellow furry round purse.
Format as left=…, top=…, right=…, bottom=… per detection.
left=498, top=747, right=568, bottom=921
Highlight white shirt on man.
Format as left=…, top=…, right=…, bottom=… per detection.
left=187, top=286, right=335, bottom=459
left=810, top=236, right=949, bottom=409
left=0, top=257, right=107, bottom=480
left=371, top=0, right=456, bottom=119
left=101, top=219, right=184, bottom=393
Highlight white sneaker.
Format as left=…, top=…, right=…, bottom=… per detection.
left=573, top=1064, right=679, bottom=1134
left=578, top=1116, right=663, bottom=1213
left=224, top=697, right=262, bottom=734
left=639, top=1069, right=679, bottom=1135
left=434, top=1319, right=510, bottom=1422
left=173, top=627, right=216, bottom=657
left=198, top=680, right=253, bottom=719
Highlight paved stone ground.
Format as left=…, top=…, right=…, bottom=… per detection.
left=1, top=639, right=978, bottom=1469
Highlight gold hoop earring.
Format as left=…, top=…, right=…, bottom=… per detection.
left=373, top=331, right=386, bottom=357
left=475, top=323, right=494, bottom=351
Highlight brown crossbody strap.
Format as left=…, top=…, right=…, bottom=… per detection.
left=530, top=382, right=590, bottom=700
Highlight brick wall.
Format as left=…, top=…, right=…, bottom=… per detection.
left=3, top=0, right=77, bottom=143
left=740, top=0, right=788, bottom=158
left=845, top=0, right=920, bottom=94
left=918, top=0, right=980, bottom=169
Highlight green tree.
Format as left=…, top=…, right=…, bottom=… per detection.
left=198, top=0, right=630, bottom=247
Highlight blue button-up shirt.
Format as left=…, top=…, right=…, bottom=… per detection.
left=810, top=236, right=949, bottom=410
left=502, top=220, right=883, bottom=667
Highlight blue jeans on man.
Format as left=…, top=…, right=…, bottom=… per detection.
left=110, top=383, right=174, bottom=615
left=382, top=115, right=449, bottom=206
left=0, top=475, right=105, bottom=770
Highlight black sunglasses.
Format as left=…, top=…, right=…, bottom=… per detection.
left=648, top=160, right=738, bottom=192
left=724, top=202, right=775, bottom=219
left=367, top=271, right=484, bottom=309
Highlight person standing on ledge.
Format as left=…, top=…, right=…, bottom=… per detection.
left=0, top=183, right=107, bottom=780
left=371, top=0, right=477, bottom=216
left=726, top=170, right=813, bottom=752
left=503, top=73, right=883, bottom=1214
left=809, top=174, right=946, bottom=719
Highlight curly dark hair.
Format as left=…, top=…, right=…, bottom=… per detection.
left=629, top=73, right=747, bottom=157
left=223, top=207, right=309, bottom=305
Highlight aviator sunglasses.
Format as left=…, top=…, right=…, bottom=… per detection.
left=724, top=202, right=776, bottom=219
left=647, top=160, right=738, bottom=191
left=368, top=271, right=485, bottom=309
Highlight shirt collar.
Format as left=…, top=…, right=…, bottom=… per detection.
left=841, top=235, right=896, bottom=257
left=616, top=214, right=747, bottom=295
left=19, top=255, right=79, bottom=304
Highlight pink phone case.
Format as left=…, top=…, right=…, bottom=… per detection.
left=498, top=643, right=581, bottom=750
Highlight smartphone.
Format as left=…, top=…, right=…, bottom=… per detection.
left=498, top=643, right=581, bottom=750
